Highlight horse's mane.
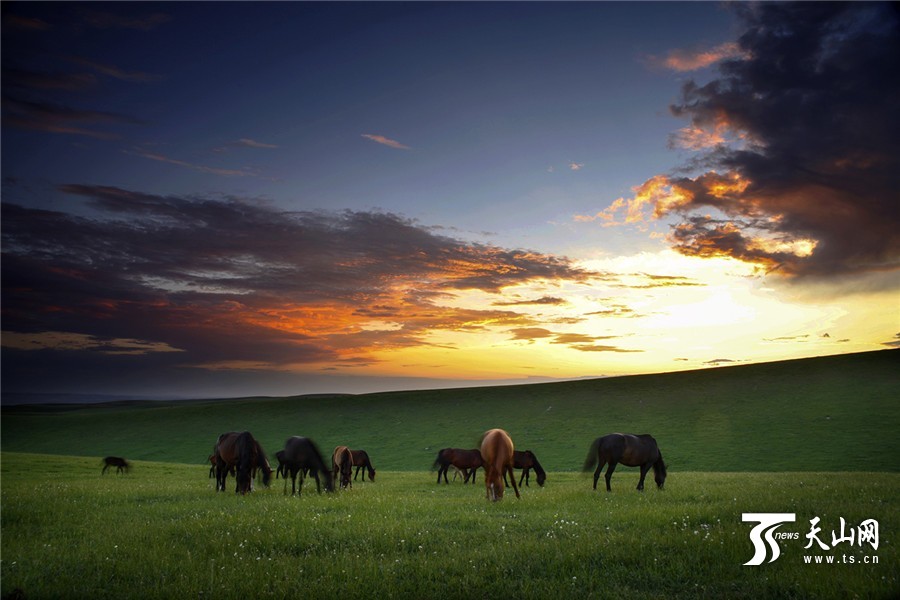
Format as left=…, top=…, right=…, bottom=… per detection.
left=252, top=439, right=272, bottom=487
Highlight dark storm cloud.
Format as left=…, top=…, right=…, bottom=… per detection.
left=665, top=2, right=900, bottom=277
left=581, top=3, right=900, bottom=277
left=2, top=187, right=596, bottom=385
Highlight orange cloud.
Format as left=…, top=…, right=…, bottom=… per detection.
left=361, top=134, right=411, bottom=150
left=651, top=42, right=749, bottom=72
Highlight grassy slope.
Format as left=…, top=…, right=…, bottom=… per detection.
left=2, top=350, right=898, bottom=472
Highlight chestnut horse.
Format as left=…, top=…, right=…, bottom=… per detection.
left=433, top=448, right=483, bottom=484
left=214, top=431, right=272, bottom=494
left=332, top=445, right=353, bottom=490
left=583, top=433, right=666, bottom=492
left=282, top=436, right=333, bottom=495
left=350, top=449, right=376, bottom=482
left=480, top=429, right=520, bottom=501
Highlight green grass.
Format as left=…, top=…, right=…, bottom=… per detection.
left=2, top=351, right=898, bottom=597
left=2, top=350, right=898, bottom=472
left=1, top=453, right=897, bottom=599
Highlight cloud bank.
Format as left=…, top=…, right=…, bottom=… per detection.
left=583, top=3, right=900, bottom=278
left=2, top=186, right=597, bottom=387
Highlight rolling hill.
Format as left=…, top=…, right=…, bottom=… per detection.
left=2, top=350, right=897, bottom=472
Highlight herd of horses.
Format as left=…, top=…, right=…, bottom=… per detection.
left=106, top=430, right=667, bottom=501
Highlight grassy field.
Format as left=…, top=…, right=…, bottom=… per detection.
left=2, top=350, right=898, bottom=472
left=2, top=453, right=897, bottom=599
left=2, top=351, right=898, bottom=598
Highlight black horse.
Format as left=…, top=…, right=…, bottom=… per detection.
left=351, top=449, right=376, bottom=482
left=503, top=450, right=547, bottom=487
left=274, top=450, right=288, bottom=479
left=282, top=436, right=334, bottom=495
left=583, top=433, right=666, bottom=492
left=101, top=456, right=130, bottom=475
left=214, top=431, right=272, bottom=494
left=433, top=448, right=483, bottom=484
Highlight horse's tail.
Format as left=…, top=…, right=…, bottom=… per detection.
left=582, top=437, right=601, bottom=472
left=432, top=449, right=444, bottom=471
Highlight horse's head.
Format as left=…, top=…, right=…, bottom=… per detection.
left=236, top=471, right=253, bottom=495
left=368, top=469, right=376, bottom=482
left=654, top=455, right=667, bottom=490
left=536, top=470, right=546, bottom=487
left=489, top=480, right=504, bottom=501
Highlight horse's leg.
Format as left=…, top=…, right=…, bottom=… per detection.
left=637, top=462, right=652, bottom=492
left=605, top=461, right=618, bottom=492
left=507, top=465, right=521, bottom=499
left=519, top=468, right=528, bottom=488
left=592, top=459, right=606, bottom=491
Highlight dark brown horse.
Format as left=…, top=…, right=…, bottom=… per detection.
left=583, top=433, right=667, bottom=492
left=503, top=450, right=547, bottom=487
left=332, top=446, right=353, bottom=490
left=282, top=436, right=334, bottom=495
left=101, top=456, right=130, bottom=475
left=214, top=431, right=272, bottom=494
left=480, top=429, right=520, bottom=501
left=433, top=448, right=483, bottom=484
left=350, top=449, right=376, bottom=482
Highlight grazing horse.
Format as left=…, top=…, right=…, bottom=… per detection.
left=101, top=456, right=130, bottom=475
left=274, top=450, right=288, bottom=480
left=282, top=436, right=333, bottom=495
left=249, top=438, right=273, bottom=485
left=433, top=448, right=483, bottom=484
left=208, top=453, right=235, bottom=479
left=350, top=449, right=376, bottom=482
left=583, top=433, right=667, bottom=492
left=503, top=450, right=547, bottom=487
left=214, top=431, right=272, bottom=494
left=332, top=446, right=353, bottom=490
left=480, top=429, right=520, bottom=501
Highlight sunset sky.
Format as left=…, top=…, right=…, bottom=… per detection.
left=2, top=2, right=898, bottom=399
